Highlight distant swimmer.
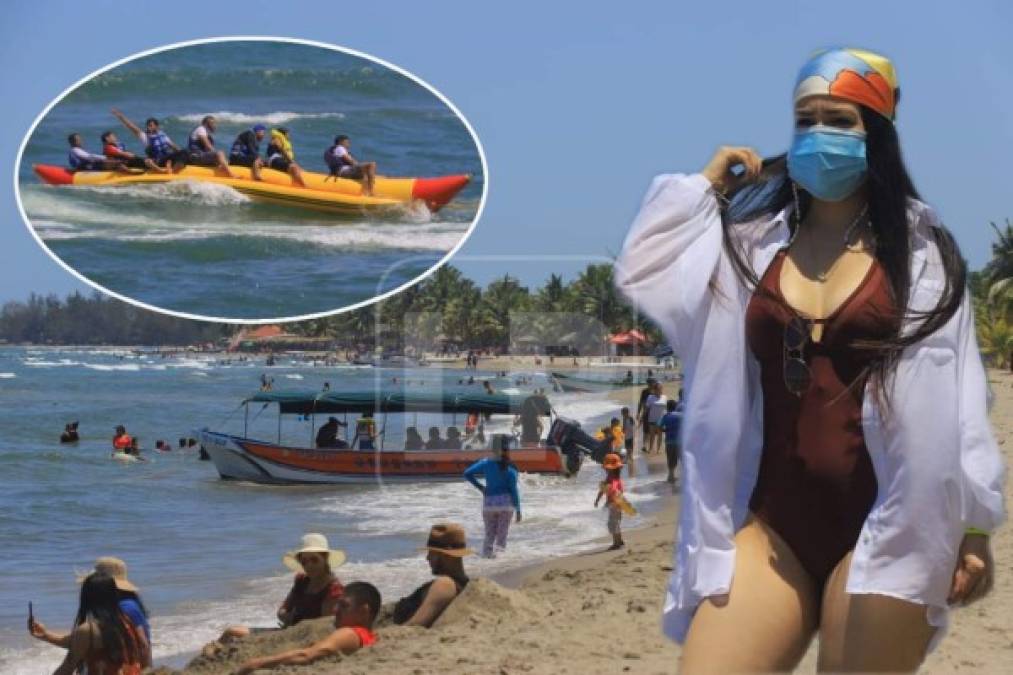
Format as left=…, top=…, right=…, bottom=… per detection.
left=101, top=131, right=169, bottom=173
left=112, top=425, right=131, bottom=453
left=265, top=127, right=306, bottom=187
left=66, top=133, right=123, bottom=172
left=323, top=135, right=376, bottom=196
left=111, top=109, right=187, bottom=172
left=228, top=124, right=267, bottom=181
left=60, top=421, right=80, bottom=444
left=186, top=115, right=237, bottom=178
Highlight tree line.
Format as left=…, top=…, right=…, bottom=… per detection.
left=0, top=291, right=230, bottom=345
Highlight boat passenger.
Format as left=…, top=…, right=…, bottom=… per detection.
left=60, top=421, right=79, bottom=444
left=316, top=416, right=348, bottom=449
left=464, top=424, right=487, bottom=450
left=265, top=127, right=306, bottom=187
left=425, top=426, right=443, bottom=450
left=235, top=581, right=380, bottom=674
left=66, top=133, right=121, bottom=172
left=127, top=437, right=142, bottom=457
left=186, top=115, right=236, bottom=178
left=404, top=426, right=425, bottom=450
left=207, top=533, right=346, bottom=655
left=446, top=427, right=463, bottom=450
left=355, top=412, right=376, bottom=450
left=111, top=109, right=186, bottom=172
left=514, top=395, right=545, bottom=445
left=101, top=131, right=169, bottom=173
left=228, top=124, right=266, bottom=180
left=323, top=134, right=376, bottom=196
left=392, top=523, right=472, bottom=627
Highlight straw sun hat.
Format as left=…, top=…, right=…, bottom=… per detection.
left=76, top=557, right=139, bottom=593
left=420, top=523, right=474, bottom=557
left=282, top=533, right=347, bottom=573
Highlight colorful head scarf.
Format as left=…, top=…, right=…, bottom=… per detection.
left=793, top=48, right=899, bottom=121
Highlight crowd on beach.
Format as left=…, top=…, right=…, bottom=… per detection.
left=64, top=110, right=380, bottom=195
left=31, top=369, right=683, bottom=672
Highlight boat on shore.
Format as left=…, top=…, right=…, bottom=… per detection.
left=550, top=371, right=679, bottom=393
left=198, top=389, right=585, bottom=484
left=32, top=164, right=470, bottom=215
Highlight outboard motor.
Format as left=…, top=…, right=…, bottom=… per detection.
left=548, top=417, right=611, bottom=470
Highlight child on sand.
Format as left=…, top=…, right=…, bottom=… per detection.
left=594, top=453, right=626, bottom=550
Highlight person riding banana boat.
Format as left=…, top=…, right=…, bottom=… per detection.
left=265, top=127, right=306, bottom=187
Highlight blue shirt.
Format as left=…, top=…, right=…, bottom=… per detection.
left=119, top=598, right=151, bottom=644
left=463, top=458, right=521, bottom=512
left=659, top=411, right=682, bottom=444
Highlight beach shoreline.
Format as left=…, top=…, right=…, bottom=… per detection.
left=156, top=371, right=1011, bottom=674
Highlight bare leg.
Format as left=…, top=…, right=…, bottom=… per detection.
left=288, top=163, right=306, bottom=187
left=363, top=162, right=376, bottom=195
left=216, top=151, right=237, bottom=178
left=144, top=158, right=170, bottom=174
left=818, top=551, right=936, bottom=672
left=680, top=516, right=818, bottom=674
left=251, top=158, right=263, bottom=181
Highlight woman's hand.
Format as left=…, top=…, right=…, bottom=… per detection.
left=701, top=146, right=763, bottom=195
left=28, top=618, right=46, bottom=640
left=947, top=533, right=993, bottom=606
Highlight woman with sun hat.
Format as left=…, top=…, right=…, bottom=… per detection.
left=205, top=533, right=346, bottom=653
left=615, top=47, right=1005, bottom=672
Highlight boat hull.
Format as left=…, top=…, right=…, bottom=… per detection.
left=198, top=430, right=567, bottom=484
left=32, top=164, right=470, bottom=214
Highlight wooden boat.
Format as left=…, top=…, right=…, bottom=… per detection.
left=197, top=389, right=573, bottom=484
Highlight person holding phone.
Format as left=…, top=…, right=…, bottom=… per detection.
left=29, top=558, right=152, bottom=657
left=29, top=572, right=150, bottom=674
left=615, top=47, right=1005, bottom=672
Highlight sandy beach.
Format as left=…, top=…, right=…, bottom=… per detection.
left=153, top=373, right=1012, bottom=674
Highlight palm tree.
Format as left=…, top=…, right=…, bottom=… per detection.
left=982, top=219, right=1013, bottom=285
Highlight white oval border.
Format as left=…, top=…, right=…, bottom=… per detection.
left=13, top=35, right=489, bottom=325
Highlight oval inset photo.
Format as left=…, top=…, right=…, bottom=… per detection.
left=16, top=37, right=485, bottom=322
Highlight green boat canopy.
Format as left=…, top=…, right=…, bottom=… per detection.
left=245, top=389, right=553, bottom=416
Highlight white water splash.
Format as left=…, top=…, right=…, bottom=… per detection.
left=173, top=111, right=345, bottom=125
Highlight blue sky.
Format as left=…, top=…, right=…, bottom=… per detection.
left=2, top=0, right=1011, bottom=303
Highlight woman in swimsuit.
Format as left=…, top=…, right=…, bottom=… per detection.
left=615, top=47, right=1004, bottom=673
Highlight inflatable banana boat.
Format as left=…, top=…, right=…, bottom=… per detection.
left=32, top=164, right=470, bottom=215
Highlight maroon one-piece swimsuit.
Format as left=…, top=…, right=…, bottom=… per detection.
left=745, top=248, right=899, bottom=587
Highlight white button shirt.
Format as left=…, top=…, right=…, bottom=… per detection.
left=614, top=173, right=1006, bottom=647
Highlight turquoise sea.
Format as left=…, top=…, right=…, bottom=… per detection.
left=16, top=41, right=483, bottom=320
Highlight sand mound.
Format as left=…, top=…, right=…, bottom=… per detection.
left=434, top=577, right=551, bottom=628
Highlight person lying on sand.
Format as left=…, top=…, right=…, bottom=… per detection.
left=392, top=523, right=472, bottom=627
left=235, top=582, right=380, bottom=674
left=205, top=533, right=345, bottom=656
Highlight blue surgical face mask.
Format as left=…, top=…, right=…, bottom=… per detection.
left=787, top=125, right=868, bottom=202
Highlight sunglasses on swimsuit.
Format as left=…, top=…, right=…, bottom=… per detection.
left=783, top=313, right=825, bottom=397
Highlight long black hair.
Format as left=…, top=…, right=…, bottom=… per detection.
left=73, top=573, right=140, bottom=670
left=718, top=106, right=966, bottom=416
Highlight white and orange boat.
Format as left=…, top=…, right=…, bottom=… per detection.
left=197, top=389, right=586, bottom=484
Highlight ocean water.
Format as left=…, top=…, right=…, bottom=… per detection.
left=16, top=41, right=483, bottom=320
left=0, top=347, right=668, bottom=672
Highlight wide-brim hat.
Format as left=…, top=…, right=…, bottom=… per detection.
left=602, top=453, right=624, bottom=470
left=419, top=523, right=473, bottom=557
left=282, top=533, right=347, bottom=572
left=76, top=556, right=139, bottom=593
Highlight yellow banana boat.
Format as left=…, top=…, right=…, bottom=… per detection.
left=33, top=164, right=470, bottom=215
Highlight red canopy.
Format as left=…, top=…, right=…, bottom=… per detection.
left=608, top=329, right=648, bottom=345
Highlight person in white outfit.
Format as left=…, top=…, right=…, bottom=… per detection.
left=614, top=47, right=1005, bottom=674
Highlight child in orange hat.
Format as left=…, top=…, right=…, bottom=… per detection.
left=594, top=453, right=626, bottom=550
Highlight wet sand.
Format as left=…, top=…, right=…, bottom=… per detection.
left=156, top=373, right=1011, bottom=674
